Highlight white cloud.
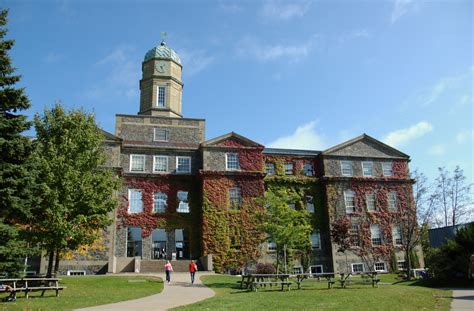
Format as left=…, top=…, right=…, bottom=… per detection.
left=177, top=49, right=214, bottom=76
left=391, top=0, right=417, bottom=24
left=236, top=35, right=318, bottom=63
left=383, top=121, right=433, bottom=148
left=259, top=0, right=311, bottom=21
left=428, top=144, right=446, bottom=156
left=267, top=120, right=326, bottom=150
left=456, top=130, right=474, bottom=144
left=217, top=1, right=243, bottom=13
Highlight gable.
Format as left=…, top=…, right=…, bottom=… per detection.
left=323, top=134, right=409, bottom=159
left=201, top=132, right=262, bottom=148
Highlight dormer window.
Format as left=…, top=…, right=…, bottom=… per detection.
left=341, top=161, right=353, bottom=176
left=157, top=86, right=166, bottom=107
left=154, top=128, right=169, bottom=142
left=226, top=153, right=239, bottom=170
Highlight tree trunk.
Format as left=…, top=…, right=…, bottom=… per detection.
left=53, top=249, right=60, bottom=277
left=46, top=250, right=54, bottom=277
left=283, top=244, right=287, bottom=274
left=406, top=249, right=412, bottom=280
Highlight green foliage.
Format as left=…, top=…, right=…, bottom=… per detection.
left=31, top=104, right=120, bottom=258
left=427, top=223, right=474, bottom=279
left=0, top=9, right=36, bottom=275
left=260, top=190, right=312, bottom=273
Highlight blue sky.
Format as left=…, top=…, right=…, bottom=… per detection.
left=3, top=0, right=473, bottom=184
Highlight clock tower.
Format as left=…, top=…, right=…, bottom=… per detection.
left=139, top=41, right=183, bottom=117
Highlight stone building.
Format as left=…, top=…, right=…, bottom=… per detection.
left=39, top=41, right=423, bottom=275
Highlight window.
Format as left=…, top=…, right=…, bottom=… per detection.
left=374, top=262, right=386, bottom=272
left=126, top=227, right=142, bottom=257
left=128, top=189, right=143, bottom=213
left=306, top=195, right=314, bottom=213
left=154, top=128, right=169, bottom=142
left=388, top=192, right=397, bottom=211
left=397, top=260, right=406, bottom=270
left=130, top=154, right=146, bottom=172
left=152, top=229, right=167, bottom=259
left=311, top=231, right=321, bottom=249
left=157, top=86, right=166, bottom=107
left=288, top=203, right=296, bottom=210
left=176, top=156, right=191, bottom=173
left=341, top=161, right=353, bottom=176
left=293, top=266, right=303, bottom=274
left=153, top=156, right=168, bottom=173
left=284, top=163, right=293, bottom=175
left=304, top=163, right=314, bottom=176
left=392, top=226, right=402, bottom=245
left=229, top=187, right=242, bottom=209
left=352, top=263, right=364, bottom=273
left=366, top=193, right=376, bottom=211
left=177, top=191, right=189, bottom=213
left=382, top=162, right=393, bottom=176
left=350, top=223, right=360, bottom=246
left=226, top=153, right=240, bottom=170
left=370, top=224, right=382, bottom=245
left=344, top=190, right=355, bottom=213
left=175, top=229, right=186, bottom=259
left=310, top=265, right=323, bottom=274
left=362, top=161, right=373, bottom=177
left=153, top=192, right=167, bottom=213
left=267, top=241, right=277, bottom=252
left=265, top=163, right=275, bottom=175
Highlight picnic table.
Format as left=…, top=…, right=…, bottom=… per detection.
left=295, top=272, right=336, bottom=289
left=339, top=272, right=380, bottom=288
left=0, top=278, right=66, bottom=299
left=240, top=274, right=292, bottom=292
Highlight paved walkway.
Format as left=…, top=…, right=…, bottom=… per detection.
left=451, top=288, right=474, bottom=311
left=76, top=272, right=215, bottom=311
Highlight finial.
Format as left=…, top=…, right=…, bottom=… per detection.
left=160, top=32, right=167, bottom=45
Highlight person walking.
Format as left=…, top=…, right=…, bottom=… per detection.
left=189, top=260, right=198, bottom=284
left=164, top=260, right=173, bottom=284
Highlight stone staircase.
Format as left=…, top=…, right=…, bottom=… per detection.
left=140, top=260, right=191, bottom=273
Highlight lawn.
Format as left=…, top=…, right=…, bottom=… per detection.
left=176, top=275, right=452, bottom=311
left=0, top=275, right=163, bottom=311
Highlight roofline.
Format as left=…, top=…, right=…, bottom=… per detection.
left=322, top=133, right=410, bottom=159
left=201, top=131, right=263, bottom=148
left=116, top=114, right=206, bottom=122
left=263, top=148, right=320, bottom=156
left=100, top=129, right=122, bottom=142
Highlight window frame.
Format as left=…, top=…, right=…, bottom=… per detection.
left=344, top=190, right=356, bottom=214
left=265, top=163, right=275, bottom=175
left=382, top=162, right=393, bottom=176
left=310, top=265, right=324, bottom=274
left=388, top=191, right=397, bottom=211
left=370, top=224, right=382, bottom=246
left=303, top=163, right=314, bottom=176
left=176, top=191, right=190, bottom=213
left=351, top=263, right=364, bottom=273
left=153, top=128, right=169, bottom=142
left=176, top=156, right=192, bottom=174
left=362, top=161, right=374, bottom=177
left=284, top=162, right=294, bottom=175
left=366, top=193, right=376, bottom=211
left=374, top=262, right=387, bottom=272
left=130, top=154, right=146, bottom=172
left=311, top=230, right=321, bottom=249
left=157, top=85, right=166, bottom=107
left=397, top=260, right=407, bottom=271
left=225, top=153, right=240, bottom=170
left=350, top=223, right=360, bottom=246
left=392, top=225, right=403, bottom=245
left=153, top=192, right=167, bottom=213
left=229, top=187, right=242, bottom=209
left=128, top=189, right=143, bottom=213
left=267, top=241, right=277, bottom=252
left=153, top=155, right=168, bottom=173
left=341, top=161, right=353, bottom=176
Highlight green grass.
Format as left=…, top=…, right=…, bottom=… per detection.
left=0, top=276, right=163, bottom=311
left=175, top=275, right=452, bottom=311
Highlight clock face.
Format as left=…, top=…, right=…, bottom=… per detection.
left=155, top=61, right=167, bottom=74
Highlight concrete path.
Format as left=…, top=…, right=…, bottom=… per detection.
left=450, top=288, right=474, bottom=311
left=76, top=272, right=215, bottom=311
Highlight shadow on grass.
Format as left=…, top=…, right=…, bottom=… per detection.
left=405, top=278, right=474, bottom=288
left=204, top=282, right=242, bottom=290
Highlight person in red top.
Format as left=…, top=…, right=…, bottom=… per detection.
left=189, top=260, right=198, bottom=284
left=164, top=260, right=173, bottom=284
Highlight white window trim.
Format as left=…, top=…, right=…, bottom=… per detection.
left=153, top=128, right=169, bottom=142
left=344, top=190, right=355, bottom=213
left=267, top=241, right=277, bottom=252
left=265, top=163, right=275, bottom=175
left=370, top=224, right=382, bottom=245
left=397, top=260, right=407, bottom=270
left=128, top=189, right=143, bottom=214
left=351, top=263, right=365, bottom=273
left=156, top=85, right=166, bottom=107
left=284, top=163, right=294, bottom=175
left=374, top=262, right=387, bottom=272
left=129, top=154, right=146, bottom=173
left=382, top=162, right=393, bottom=176
left=388, top=191, right=398, bottom=211
left=176, top=156, right=192, bottom=174
left=392, top=226, right=403, bottom=245
left=311, top=231, right=321, bottom=249
left=225, top=153, right=240, bottom=170
left=153, top=155, right=168, bottom=173
left=362, top=161, right=374, bottom=177
left=366, top=193, right=376, bottom=211
left=341, top=161, right=353, bottom=176
left=310, top=265, right=324, bottom=274
left=153, top=192, right=167, bottom=213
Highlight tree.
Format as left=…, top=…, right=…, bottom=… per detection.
left=0, top=9, right=36, bottom=275
left=32, top=104, right=120, bottom=276
left=260, top=190, right=312, bottom=274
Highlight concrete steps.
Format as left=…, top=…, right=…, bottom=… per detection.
left=140, top=260, right=190, bottom=273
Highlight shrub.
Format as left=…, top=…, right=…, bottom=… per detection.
left=256, top=263, right=276, bottom=274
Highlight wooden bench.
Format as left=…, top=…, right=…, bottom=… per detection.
left=247, top=274, right=292, bottom=292
left=295, top=273, right=336, bottom=289
left=0, top=278, right=66, bottom=299
left=339, top=272, right=380, bottom=288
